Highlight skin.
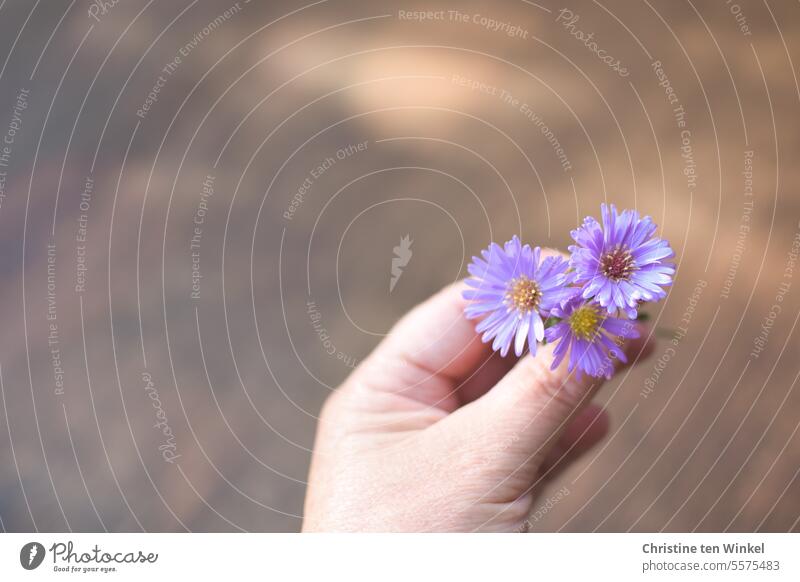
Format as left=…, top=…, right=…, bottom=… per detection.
left=303, top=257, right=654, bottom=532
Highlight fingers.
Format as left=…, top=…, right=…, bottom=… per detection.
left=353, top=281, right=506, bottom=410
left=456, top=349, right=519, bottom=405
left=352, top=249, right=567, bottom=408
left=443, top=326, right=653, bottom=497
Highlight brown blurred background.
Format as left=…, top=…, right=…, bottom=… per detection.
left=0, top=0, right=799, bottom=532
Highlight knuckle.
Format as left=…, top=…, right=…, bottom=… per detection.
left=533, top=368, right=583, bottom=411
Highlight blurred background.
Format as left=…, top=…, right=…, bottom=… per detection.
left=0, top=0, right=799, bottom=532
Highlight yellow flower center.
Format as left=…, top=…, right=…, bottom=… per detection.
left=569, top=304, right=602, bottom=341
left=507, top=276, right=541, bottom=314
left=600, top=245, right=636, bottom=281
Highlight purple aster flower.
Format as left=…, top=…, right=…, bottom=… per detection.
left=545, top=298, right=640, bottom=379
left=570, top=204, right=675, bottom=317
left=463, top=236, right=577, bottom=357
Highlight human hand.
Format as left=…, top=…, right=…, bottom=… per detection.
left=303, top=261, right=654, bottom=532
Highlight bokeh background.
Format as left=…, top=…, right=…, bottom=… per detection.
left=0, top=0, right=799, bottom=532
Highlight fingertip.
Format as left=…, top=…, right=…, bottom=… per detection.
left=376, top=279, right=490, bottom=380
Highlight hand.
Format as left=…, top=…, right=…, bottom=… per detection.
left=303, top=268, right=653, bottom=532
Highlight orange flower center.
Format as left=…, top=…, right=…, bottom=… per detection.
left=507, top=276, right=541, bottom=314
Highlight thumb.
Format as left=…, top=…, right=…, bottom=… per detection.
left=440, top=328, right=651, bottom=501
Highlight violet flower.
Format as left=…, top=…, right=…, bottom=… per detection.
left=463, top=236, right=576, bottom=357
left=570, top=204, right=675, bottom=317
left=544, top=298, right=640, bottom=379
